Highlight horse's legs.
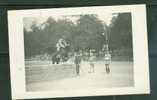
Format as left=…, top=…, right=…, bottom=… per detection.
left=57, top=59, right=60, bottom=64
left=52, top=60, right=55, bottom=64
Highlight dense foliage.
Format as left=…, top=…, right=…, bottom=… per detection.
left=24, top=13, right=133, bottom=60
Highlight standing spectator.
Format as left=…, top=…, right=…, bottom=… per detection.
left=104, top=51, right=111, bottom=74
left=74, top=52, right=81, bottom=76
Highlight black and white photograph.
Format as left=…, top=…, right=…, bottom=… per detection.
left=8, top=4, right=150, bottom=99
left=24, top=12, right=134, bottom=91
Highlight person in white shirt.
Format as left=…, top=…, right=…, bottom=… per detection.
left=88, top=50, right=95, bottom=73
left=104, top=51, right=111, bottom=74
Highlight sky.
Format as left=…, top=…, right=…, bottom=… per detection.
left=24, top=13, right=118, bottom=32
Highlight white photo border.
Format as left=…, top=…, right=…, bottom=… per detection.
left=8, top=4, right=150, bottom=99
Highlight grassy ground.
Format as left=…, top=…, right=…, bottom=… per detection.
left=25, top=60, right=134, bottom=91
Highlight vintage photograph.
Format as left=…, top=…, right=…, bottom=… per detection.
left=8, top=5, right=150, bottom=99
left=24, top=13, right=134, bottom=91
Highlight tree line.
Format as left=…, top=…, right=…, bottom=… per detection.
left=24, top=13, right=133, bottom=60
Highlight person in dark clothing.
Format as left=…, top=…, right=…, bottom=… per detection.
left=74, top=53, right=81, bottom=76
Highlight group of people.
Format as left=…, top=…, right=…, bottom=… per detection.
left=74, top=51, right=111, bottom=76
left=51, top=50, right=111, bottom=76
left=52, top=37, right=111, bottom=75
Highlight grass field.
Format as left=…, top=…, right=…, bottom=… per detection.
left=25, top=60, right=134, bottom=91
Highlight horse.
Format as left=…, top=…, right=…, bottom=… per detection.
left=51, top=52, right=61, bottom=64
